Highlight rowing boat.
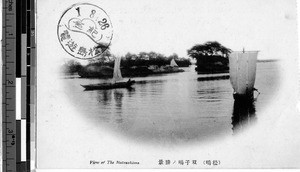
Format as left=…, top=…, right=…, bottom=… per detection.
left=81, top=57, right=135, bottom=90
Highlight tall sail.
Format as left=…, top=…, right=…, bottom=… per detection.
left=170, top=59, right=178, bottom=67
left=112, top=57, right=123, bottom=83
left=229, top=51, right=258, bottom=95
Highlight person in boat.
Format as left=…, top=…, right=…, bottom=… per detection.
left=127, top=78, right=135, bottom=84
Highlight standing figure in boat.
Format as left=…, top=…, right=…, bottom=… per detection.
left=229, top=50, right=259, bottom=100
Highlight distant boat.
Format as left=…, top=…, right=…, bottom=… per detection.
left=229, top=50, right=259, bottom=100
left=170, top=59, right=179, bottom=67
left=81, top=57, right=135, bottom=90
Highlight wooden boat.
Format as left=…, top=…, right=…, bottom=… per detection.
left=229, top=49, right=259, bottom=100
left=81, top=57, right=135, bottom=90
left=81, top=80, right=135, bottom=90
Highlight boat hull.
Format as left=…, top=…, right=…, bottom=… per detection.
left=81, top=80, right=135, bottom=90
left=233, top=91, right=254, bottom=101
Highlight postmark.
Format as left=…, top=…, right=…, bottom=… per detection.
left=57, top=3, right=113, bottom=59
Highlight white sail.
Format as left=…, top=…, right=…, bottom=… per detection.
left=112, top=57, right=123, bottom=83
left=170, top=59, right=178, bottom=67
left=229, top=51, right=258, bottom=95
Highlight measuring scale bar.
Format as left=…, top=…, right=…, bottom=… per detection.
left=16, top=78, right=27, bottom=163
left=3, top=0, right=35, bottom=171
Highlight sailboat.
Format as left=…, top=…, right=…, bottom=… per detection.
left=81, top=57, right=135, bottom=90
left=170, top=58, right=179, bottom=67
left=229, top=49, right=259, bottom=100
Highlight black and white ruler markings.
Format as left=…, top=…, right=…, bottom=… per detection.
left=2, top=0, right=35, bottom=171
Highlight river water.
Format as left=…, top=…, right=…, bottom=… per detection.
left=62, top=62, right=279, bottom=145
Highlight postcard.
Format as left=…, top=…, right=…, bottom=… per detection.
left=35, top=0, right=299, bottom=169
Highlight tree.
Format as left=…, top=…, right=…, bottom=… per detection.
left=168, top=53, right=179, bottom=60
left=61, top=59, right=82, bottom=74
left=88, top=47, right=112, bottom=65
left=187, top=41, right=231, bottom=58
left=187, top=41, right=232, bottom=74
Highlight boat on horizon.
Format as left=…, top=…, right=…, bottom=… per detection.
left=229, top=49, right=259, bottom=100
left=81, top=57, right=135, bottom=90
left=170, top=58, right=179, bottom=67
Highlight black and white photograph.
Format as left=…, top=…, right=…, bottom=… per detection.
left=34, top=0, right=299, bottom=169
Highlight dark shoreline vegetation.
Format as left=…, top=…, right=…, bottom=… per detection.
left=61, top=52, right=191, bottom=78
left=61, top=41, right=279, bottom=78
left=257, top=59, right=279, bottom=63
left=187, top=41, right=231, bottom=74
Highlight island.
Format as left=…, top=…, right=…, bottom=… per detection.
left=61, top=51, right=191, bottom=78
left=187, top=41, right=232, bottom=74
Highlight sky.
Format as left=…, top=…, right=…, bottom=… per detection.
left=1, top=0, right=297, bottom=61
left=100, top=0, right=298, bottom=59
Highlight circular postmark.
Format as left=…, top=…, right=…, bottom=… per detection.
left=57, top=3, right=113, bottom=59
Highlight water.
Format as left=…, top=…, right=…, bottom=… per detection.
left=62, top=62, right=279, bottom=145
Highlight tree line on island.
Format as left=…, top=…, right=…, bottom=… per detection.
left=88, top=51, right=192, bottom=68
left=61, top=41, right=233, bottom=77
left=61, top=51, right=192, bottom=77
left=187, top=41, right=232, bottom=74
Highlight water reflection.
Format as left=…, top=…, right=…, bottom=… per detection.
left=96, top=90, right=112, bottom=106
left=113, top=90, right=123, bottom=123
left=113, top=90, right=124, bottom=109
left=231, top=99, right=257, bottom=133
left=135, top=79, right=167, bottom=85
left=95, top=88, right=137, bottom=124
left=126, top=87, right=135, bottom=97
left=61, top=63, right=278, bottom=144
